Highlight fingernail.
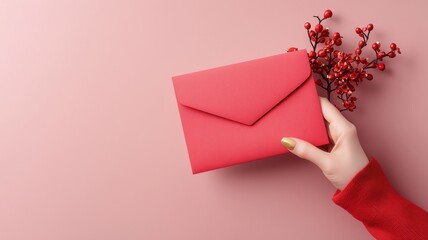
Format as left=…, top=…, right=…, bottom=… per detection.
left=281, top=137, right=296, bottom=150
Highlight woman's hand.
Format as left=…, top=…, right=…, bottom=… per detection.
left=281, top=97, right=369, bottom=190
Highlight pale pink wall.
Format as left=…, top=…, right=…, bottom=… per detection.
left=0, top=0, right=426, bottom=239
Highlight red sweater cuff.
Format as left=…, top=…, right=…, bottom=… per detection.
left=332, top=156, right=428, bottom=239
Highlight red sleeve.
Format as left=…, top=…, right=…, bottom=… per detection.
left=332, top=157, right=428, bottom=240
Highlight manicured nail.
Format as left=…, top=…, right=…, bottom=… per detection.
left=281, top=137, right=296, bottom=150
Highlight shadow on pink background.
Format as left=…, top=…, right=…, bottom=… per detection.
left=0, top=0, right=426, bottom=239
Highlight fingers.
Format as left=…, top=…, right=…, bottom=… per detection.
left=319, top=97, right=358, bottom=141
left=319, top=97, right=349, bottom=125
left=281, top=137, right=329, bottom=169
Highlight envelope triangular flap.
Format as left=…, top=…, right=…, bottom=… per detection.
left=173, top=49, right=312, bottom=126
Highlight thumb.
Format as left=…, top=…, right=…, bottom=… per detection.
left=281, top=137, right=329, bottom=169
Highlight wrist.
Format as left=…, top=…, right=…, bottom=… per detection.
left=334, top=156, right=376, bottom=194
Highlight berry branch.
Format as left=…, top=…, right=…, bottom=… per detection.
left=287, top=9, right=401, bottom=112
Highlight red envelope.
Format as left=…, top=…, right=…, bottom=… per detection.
left=172, top=49, right=329, bottom=173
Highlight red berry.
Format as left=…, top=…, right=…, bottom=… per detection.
left=335, top=38, right=342, bottom=46
left=333, top=32, right=341, bottom=40
left=319, top=37, right=325, bottom=43
left=321, top=29, right=329, bottom=37
left=343, top=101, right=349, bottom=108
left=372, top=42, right=380, bottom=50
left=358, top=40, right=365, bottom=48
left=327, top=73, right=334, bottom=80
left=377, top=63, right=385, bottom=71
left=355, top=48, right=362, bottom=55
left=318, top=49, right=327, bottom=57
left=324, top=9, right=333, bottom=19
left=333, top=50, right=339, bottom=57
left=377, top=51, right=386, bottom=59
left=308, top=51, right=316, bottom=58
left=287, top=47, right=298, bottom=52
left=390, top=43, right=397, bottom=50
left=355, top=27, right=362, bottom=34
left=348, top=102, right=356, bottom=111
left=367, top=24, right=374, bottom=31
left=388, top=52, right=396, bottom=58
left=315, top=24, right=323, bottom=33
left=304, top=22, right=311, bottom=30
left=366, top=73, right=373, bottom=80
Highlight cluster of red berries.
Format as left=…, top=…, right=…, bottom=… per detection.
left=287, top=9, right=401, bottom=112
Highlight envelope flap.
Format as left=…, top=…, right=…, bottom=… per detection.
left=172, top=49, right=312, bottom=126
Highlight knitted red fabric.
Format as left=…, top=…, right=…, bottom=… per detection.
left=333, top=157, right=428, bottom=239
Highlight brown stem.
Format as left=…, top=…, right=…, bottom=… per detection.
left=307, top=29, right=315, bottom=49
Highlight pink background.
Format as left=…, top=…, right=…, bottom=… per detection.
left=0, top=0, right=426, bottom=239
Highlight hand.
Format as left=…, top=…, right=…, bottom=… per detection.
left=281, top=97, right=369, bottom=190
